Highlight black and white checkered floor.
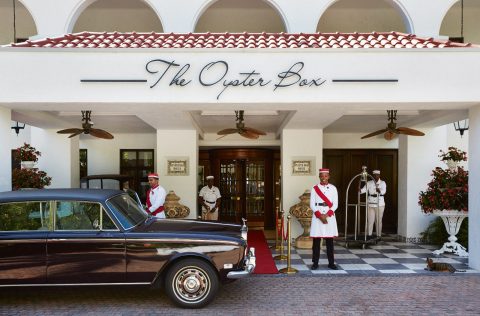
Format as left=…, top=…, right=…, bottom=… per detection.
left=269, top=238, right=476, bottom=275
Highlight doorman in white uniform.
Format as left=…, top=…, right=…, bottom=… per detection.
left=310, top=168, right=338, bottom=270
left=198, top=176, right=222, bottom=220
left=360, top=169, right=387, bottom=237
left=146, top=173, right=167, bottom=219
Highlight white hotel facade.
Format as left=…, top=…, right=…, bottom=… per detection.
left=1, top=0, right=480, bottom=268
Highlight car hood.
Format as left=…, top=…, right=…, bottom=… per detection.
left=133, top=218, right=243, bottom=239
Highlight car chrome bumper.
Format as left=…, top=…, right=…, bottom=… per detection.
left=227, top=247, right=256, bottom=279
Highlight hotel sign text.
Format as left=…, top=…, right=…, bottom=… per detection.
left=145, top=59, right=326, bottom=100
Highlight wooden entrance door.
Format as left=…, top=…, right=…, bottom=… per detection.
left=200, top=149, right=277, bottom=228
left=323, top=149, right=398, bottom=234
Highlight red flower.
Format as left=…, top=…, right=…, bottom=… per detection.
left=13, top=143, right=41, bottom=162
left=419, top=151, right=468, bottom=213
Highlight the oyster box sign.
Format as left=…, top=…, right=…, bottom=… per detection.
left=145, top=59, right=327, bottom=99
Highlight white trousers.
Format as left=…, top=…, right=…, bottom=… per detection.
left=367, top=206, right=385, bottom=236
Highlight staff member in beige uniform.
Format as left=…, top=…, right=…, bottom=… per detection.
left=360, top=169, right=387, bottom=238
left=310, top=168, right=338, bottom=270
left=198, top=176, right=221, bottom=220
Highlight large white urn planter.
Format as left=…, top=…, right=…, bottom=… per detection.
left=432, top=210, right=468, bottom=257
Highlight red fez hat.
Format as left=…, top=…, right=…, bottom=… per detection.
left=148, top=173, right=159, bottom=179
left=318, top=168, right=330, bottom=174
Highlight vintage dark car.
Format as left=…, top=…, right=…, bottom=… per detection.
left=0, top=189, right=255, bottom=308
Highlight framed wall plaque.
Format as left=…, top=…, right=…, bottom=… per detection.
left=292, top=158, right=313, bottom=176
left=167, top=158, right=189, bottom=176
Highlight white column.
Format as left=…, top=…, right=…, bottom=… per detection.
left=398, top=0, right=457, bottom=37
left=0, top=107, right=12, bottom=192
left=468, top=105, right=480, bottom=269
left=156, top=130, right=198, bottom=219
left=397, top=127, right=448, bottom=241
left=149, top=0, right=207, bottom=33
left=21, top=0, right=83, bottom=38
left=263, top=0, right=332, bottom=33
left=31, top=128, right=79, bottom=188
left=282, top=129, right=323, bottom=239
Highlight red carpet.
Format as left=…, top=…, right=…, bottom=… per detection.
left=247, top=230, right=278, bottom=274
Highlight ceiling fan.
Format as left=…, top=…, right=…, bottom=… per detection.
left=361, top=110, right=425, bottom=140
left=57, top=111, right=114, bottom=139
left=217, top=110, right=267, bottom=139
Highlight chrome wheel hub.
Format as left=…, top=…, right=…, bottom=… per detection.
left=173, top=266, right=210, bottom=302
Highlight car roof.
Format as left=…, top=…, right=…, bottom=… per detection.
left=0, top=188, right=125, bottom=203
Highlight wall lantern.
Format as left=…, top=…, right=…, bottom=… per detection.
left=453, top=119, right=469, bottom=137
left=11, top=121, right=25, bottom=135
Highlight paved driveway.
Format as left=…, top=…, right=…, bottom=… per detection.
left=1, top=274, right=479, bottom=315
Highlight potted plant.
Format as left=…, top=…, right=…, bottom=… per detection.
left=14, top=143, right=41, bottom=169
left=418, top=147, right=468, bottom=257
left=12, top=143, right=52, bottom=190
left=12, top=169, right=52, bottom=190
left=438, top=146, right=467, bottom=171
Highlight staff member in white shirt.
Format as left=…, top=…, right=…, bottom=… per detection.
left=310, top=168, right=338, bottom=270
left=198, top=175, right=222, bottom=220
left=359, top=170, right=387, bottom=238
left=146, top=173, right=167, bottom=219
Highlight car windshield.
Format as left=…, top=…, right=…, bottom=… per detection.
left=106, top=194, right=148, bottom=229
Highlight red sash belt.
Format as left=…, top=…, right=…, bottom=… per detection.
left=313, top=186, right=333, bottom=208
left=151, top=206, right=164, bottom=216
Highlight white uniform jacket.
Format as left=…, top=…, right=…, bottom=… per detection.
left=147, top=185, right=167, bottom=218
left=199, top=185, right=221, bottom=211
left=360, top=179, right=386, bottom=207
left=309, top=183, right=339, bottom=238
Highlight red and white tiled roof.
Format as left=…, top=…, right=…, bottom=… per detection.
left=9, top=31, right=474, bottom=49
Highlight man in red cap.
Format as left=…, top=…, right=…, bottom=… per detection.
left=310, top=168, right=338, bottom=270
left=146, top=173, right=167, bottom=219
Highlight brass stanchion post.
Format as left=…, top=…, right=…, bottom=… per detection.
left=279, top=215, right=298, bottom=274
left=271, top=206, right=280, bottom=250
left=274, top=210, right=287, bottom=261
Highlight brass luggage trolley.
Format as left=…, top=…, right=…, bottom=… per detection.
left=344, top=166, right=380, bottom=248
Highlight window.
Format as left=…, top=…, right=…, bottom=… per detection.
left=0, top=201, right=50, bottom=231
left=54, top=201, right=117, bottom=231
left=120, top=149, right=154, bottom=202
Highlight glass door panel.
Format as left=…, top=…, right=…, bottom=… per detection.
left=246, top=161, right=265, bottom=226
left=219, top=161, right=242, bottom=222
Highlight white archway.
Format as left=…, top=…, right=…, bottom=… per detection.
left=193, top=0, right=288, bottom=33
left=66, top=0, right=163, bottom=33
left=0, top=0, right=38, bottom=44
left=440, top=0, right=480, bottom=44
left=317, top=0, right=413, bottom=34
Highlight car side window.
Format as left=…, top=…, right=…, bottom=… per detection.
left=55, top=201, right=118, bottom=231
left=101, top=208, right=118, bottom=230
left=0, top=201, right=50, bottom=231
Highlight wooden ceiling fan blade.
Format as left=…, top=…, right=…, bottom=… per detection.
left=68, top=130, right=84, bottom=138
left=397, top=127, right=425, bottom=136
left=243, top=126, right=267, bottom=135
left=361, top=128, right=388, bottom=139
left=239, top=130, right=259, bottom=139
left=57, top=128, right=83, bottom=134
left=217, top=128, right=239, bottom=135
left=89, top=128, right=114, bottom=139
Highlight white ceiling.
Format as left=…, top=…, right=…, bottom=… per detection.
left=10, top=106, right=470, bottom=138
